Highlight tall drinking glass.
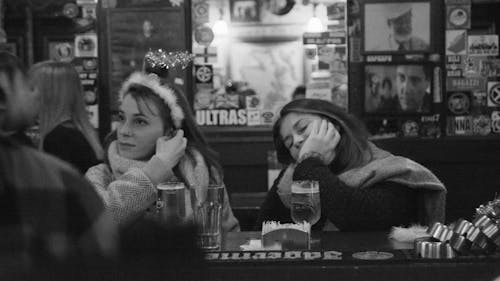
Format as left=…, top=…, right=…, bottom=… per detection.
left=190, top=184, right=224, bottom=250
left=290, top=180, right=321, bottom=226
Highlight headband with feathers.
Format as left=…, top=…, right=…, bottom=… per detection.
left=119, top=71, right=184, bottom=129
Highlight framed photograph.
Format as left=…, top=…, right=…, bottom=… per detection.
left=230, top=0, right=260, bottom=23
left=364, top=63, right=432, bottom=114
left=105, top=8, right=187, bottom=111
left=43, top=36, right=75, bottom=62
left=363, top=1, right=431, bottom=53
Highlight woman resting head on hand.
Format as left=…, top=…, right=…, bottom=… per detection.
left=86, top=72, right=239, bottom=232
left=258, top=98, right=445, bottom=233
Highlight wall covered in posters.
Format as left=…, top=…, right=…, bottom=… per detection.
left=191, top=0, right=348, bottom=127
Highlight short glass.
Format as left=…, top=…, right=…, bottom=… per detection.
left=190, top=184, right=224, bottom=250
left=290, top=180, right=321, bottom=226
left=156, top=181, right=187, bottom=223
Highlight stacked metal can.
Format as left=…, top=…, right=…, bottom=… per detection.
left=415, top=215, right=500, bottom=258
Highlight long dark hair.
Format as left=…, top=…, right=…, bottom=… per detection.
left=273, top=99, right=371, bottom=174
left=108, top=83, right=222, bottom=182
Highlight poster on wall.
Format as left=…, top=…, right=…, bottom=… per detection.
left=364, top=64, right=432, bottom=114
left=229, top=40, right=303, bottom=113
left=467, top=34, right=499, bottom=56
left=363, top=1, right=431, bottom=53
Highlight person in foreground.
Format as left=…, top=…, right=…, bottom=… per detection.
left=85, top=71, right=239, bottom=231
left=0, top=51, right=117, bottom=273
left=30, top=61, right=104, bottom=173
left=257, top=99, right=446, bottom=232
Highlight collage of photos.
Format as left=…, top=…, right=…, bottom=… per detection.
left=360, top=0, right=440, bottom=139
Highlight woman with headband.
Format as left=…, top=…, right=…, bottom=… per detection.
left=86, top=53, right=239, bottom=232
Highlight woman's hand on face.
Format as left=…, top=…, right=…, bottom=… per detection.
left=155, top=129, right=187, bottom=170
left=298, top=119, right=341, bottom=165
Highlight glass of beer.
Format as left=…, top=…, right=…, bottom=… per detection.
left=156, top=181, right=187, bottom=223
left=290, top=180, right=321, bottom=226
left=190, top=184, right=224, bottom=250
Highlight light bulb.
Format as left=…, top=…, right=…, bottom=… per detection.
left=212, top=19, right=228, bottom=36
left=307, top=16, right=324, bottom=33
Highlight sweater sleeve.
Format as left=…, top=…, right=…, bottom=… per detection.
left=294, top=157, right=418, bottom=231
left=85, top=164, right=157, bottom=227
left=221, top=185, right=241, bottom=232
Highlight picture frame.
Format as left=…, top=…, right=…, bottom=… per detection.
left=230, top=0, right=260, bottom=23
left=105, top=7, right=187, bottom=111
left=364, top=63, right=432, bottom=114
left=362, top=0, right=431, bottom=54
left=43, top=36, right=75, bottom=62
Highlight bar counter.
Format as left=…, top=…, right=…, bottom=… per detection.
left=205, top=231, right=500, bottom=281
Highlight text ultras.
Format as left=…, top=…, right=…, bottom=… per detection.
left=196, top=109, right=247, bottom=126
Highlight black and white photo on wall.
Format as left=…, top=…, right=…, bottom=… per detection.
left=362, top=0, right=431, bottom=53
left=364, top=63, right=432, bottom=114
left=230, top=0, right=260, bottom=23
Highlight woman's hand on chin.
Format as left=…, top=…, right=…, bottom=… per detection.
left=298, top=119, right=340, bottom=165
left=143, top=130, right=187, bottom=184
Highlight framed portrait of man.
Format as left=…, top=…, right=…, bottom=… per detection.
left=362, top=1, right=431, bottom=53
left=364, top=64, right=432, bottom=114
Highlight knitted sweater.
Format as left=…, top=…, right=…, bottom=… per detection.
left=85, top=142, right=240, bottom=232
left=257, top=158, right=419, bottom=231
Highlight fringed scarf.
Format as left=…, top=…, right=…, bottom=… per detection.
left=107, top=141, right=212, bottom=218
left=108, top=141, right=210, bottom=188
left=277, top=142, right=446, bottom=228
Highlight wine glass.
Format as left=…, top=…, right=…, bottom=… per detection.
left=290, top=180, right=321, bottom=226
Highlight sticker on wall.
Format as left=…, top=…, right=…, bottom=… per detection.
left=318, top=45, right=335, bottom=70
left=446, top=116, right=473, bottom=136
left=304, top=45, right=317, bottom=60
left=193, top=46, right=217, bottom=64
left=194, top=64, right=213, bottom=86
left=487, top=82, right=500, bottom=107
left=480, top=59, right=500, bottom=78
left=401, top=120, right=419, bottom=137
left=81, top=4, right=97, bottom=19
left=446, top=55, right=464, bottom=77
left=420, top=114, right=441, bottom=138
left=74, top=33, right=97, bottom=57
left=446, top=30, right=467, bottom=55
left=349, top=37, right=362, bottom=63
left=193, top=1, right=209, bottom=25
left=194, top=89, right=214, bottom=110
left=447, top=91, right=470, bottom=115
left=446, top=77, right=486, bottom=92
left=471, top=91, right=487, bottom=114
left=491, top=111, right=500, bottom=134
left=467, top=34, right=499, bottom=57
left=472, top=115, right=491, bottom=136
left=463, top=57, right=482, bottom=77
left=50, top=42, right=74, bottom=62
left=194, top=25, right=214, bottom=46
left=246, top=109, right=261, bottom=126
left=446, top=5, right=470, bottom=29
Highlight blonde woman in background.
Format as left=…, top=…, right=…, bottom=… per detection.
left=30, top=61, right=104, bottom=173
